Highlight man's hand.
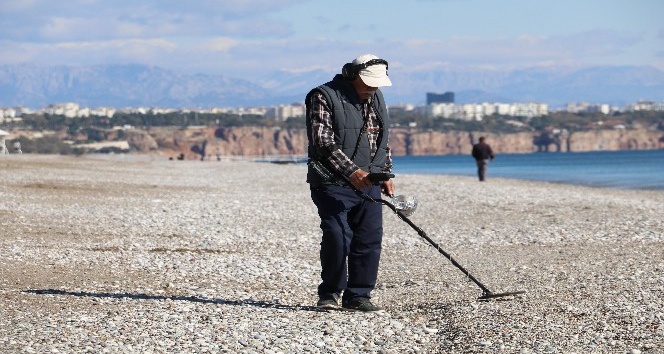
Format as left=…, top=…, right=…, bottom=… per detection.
left=381, top=180, right=395, bottom=197
left=349, top=169, right=373, bottom=190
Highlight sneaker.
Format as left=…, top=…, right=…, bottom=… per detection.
left=342, top=297, right=383, bottom=312
left=316, top=295, right=340, bottom=310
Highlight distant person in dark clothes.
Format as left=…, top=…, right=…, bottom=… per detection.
left=471, top=136, right=494, bottom=181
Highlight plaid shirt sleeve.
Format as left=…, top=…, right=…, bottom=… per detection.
left=384, top=144, right=393, bottom=173
left=308, top=92, right=359, bottom=178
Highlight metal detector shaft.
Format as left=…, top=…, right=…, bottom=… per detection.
left=374, top=198, right=496, bottom=296
left=326, top=164, right=523, bottom=299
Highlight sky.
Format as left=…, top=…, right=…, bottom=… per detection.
left=1, top=0, right=663, bottom=82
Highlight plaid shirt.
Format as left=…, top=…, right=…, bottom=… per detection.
left=308, top=92, right=392, bottom=179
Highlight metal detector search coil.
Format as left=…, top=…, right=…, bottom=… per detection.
left=390, top=195, right=418, bottom=217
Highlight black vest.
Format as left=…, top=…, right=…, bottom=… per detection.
left=305, top=74, right=390, bottom=185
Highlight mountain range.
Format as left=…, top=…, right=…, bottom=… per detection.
left=1, top=63, right=663, bottom=109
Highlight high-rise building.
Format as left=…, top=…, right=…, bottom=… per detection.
left=426, top=92, right=455, bottom=105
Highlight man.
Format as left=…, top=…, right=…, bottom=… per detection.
left=305, top=54, right=395, bottom=312
left=471, top=136, right=495, bottom=181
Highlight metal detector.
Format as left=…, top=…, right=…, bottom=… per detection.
left=366, top=173, right=525, bottom=300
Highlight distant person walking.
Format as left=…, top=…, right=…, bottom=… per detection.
left=471, top=136, right=494, bottom=181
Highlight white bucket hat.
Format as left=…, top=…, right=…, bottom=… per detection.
left=352, top=54, right=392, bottom=87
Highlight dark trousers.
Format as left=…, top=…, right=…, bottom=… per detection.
left=310, top=184, right=383, bottom=302
left=476, top=159, right=488, bottom=181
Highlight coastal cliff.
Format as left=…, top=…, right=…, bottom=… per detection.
left=129, top=126, right=663, bottom=159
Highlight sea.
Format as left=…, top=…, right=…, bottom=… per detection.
left=391, top=149, right=664, bottom=191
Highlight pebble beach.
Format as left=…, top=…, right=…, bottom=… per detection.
left=1, top=154, right=662, bottom=353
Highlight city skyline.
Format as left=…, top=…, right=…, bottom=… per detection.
left=3, top=98, right=662, bottom=125
left=1, top=0, right=662, bottom=85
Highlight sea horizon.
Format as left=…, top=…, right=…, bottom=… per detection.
left=392, top=149, right=664, bottom=191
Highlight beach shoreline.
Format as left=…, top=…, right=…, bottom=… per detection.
left=1, top=154, right=662, bottom=353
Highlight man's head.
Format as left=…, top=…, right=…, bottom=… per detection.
left=343, top=54, right=391, bottom=101
left=479, top=136, right=486, bottom=143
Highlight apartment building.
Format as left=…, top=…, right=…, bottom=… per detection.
left=424, top=102, right=548, bottom=120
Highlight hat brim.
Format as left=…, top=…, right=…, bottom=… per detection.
left=360, top=74, right=392, bottom=87
left=359, top=65, right=392, bottom=87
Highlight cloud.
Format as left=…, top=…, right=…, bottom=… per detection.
left=202, top=37, right=239, bottom=53
left=0, top=38, right=177, bottom=67
left=659, top=29, right=664, bottom=40
left=0, top=0, right=305, bottom=18
left=384, top=30, right=644, bottom=71
left=1, top=27, right=647, bottom=81
left=0, top=0, right=656, bottom=82
left=0, top=0, right=301, bottom=42
left=156, top=0, right=308, bottom=17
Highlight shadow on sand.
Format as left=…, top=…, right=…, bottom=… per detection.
left=24, top=289, right=324, bottom=312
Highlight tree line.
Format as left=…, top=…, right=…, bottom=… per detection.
left=3, top=110, right=663, bottom=154
left=9, top=110, right=663, bottom=133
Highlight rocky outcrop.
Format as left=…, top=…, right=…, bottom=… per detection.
left=122, top=126, right=663, bottom=158
left=123, top=130, right=159, bottom=151
left=565, top=130, right=663, bottom=152
left=145, top=126, right=308, bottom=159
left=390, top=129, right=538, bottom=155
